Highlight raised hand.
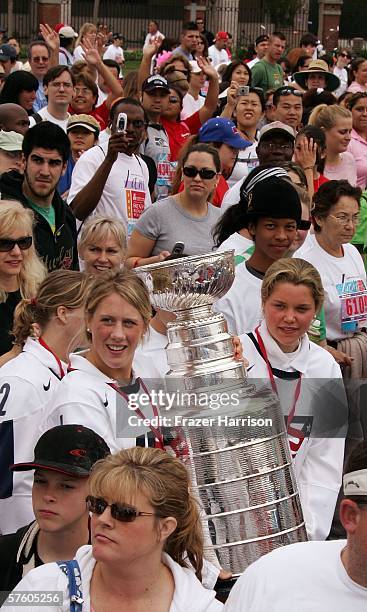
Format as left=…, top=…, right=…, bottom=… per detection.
left=294, top=136, right=317, bottom=171
left=81, top=35, right=102, bottom=66
left=143, top=36, right=163, bottom=58
left=39, top=23, right=60, bottom=51
left=196, top=55, right=218, bottom=81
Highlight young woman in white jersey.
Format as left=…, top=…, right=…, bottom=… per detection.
left=0, top=270, right=91, bottom=534
left=239, top=257, right=346, bottom=540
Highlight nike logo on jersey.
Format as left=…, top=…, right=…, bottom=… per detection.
left=43, top=379, right=51, bottom=391
left=103, top=395, right=108, bottom=407
left=247, top=365, right=255, bottom=372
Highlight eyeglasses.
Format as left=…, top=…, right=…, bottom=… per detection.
left=329, top=214, right=360, bottom=225
left=49, top=81, right=73, bottom=89
left=0, top=236, right=32, bottom=252
left=259, top=142, right=294, bottom=151
left=31, top=56, right=49, bottom=63
left=340, top=53, right=351, bottom=59
left=165, top=66, right=189, bottom=77
left=183, top=166, right=217, bottom=179
left=86, top=495, right=156, bottom=522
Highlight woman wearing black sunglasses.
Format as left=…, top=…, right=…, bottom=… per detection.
left=126, top=144, right=222, bottom=267
left=9, top=447, right=223, bottom=611
left=0, top=200, right=45, bottom=357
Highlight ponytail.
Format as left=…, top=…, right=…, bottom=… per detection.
left=212, top=202, right=248, bottom=246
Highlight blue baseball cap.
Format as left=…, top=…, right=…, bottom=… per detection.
left=199, top=118, right=251, bottom=149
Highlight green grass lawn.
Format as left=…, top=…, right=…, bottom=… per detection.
left=123, top=59, right=141, bottom=75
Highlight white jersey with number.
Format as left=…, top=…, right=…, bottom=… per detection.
left=0, top=338, right=67, bottom=534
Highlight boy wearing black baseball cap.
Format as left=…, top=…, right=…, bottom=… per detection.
left=0, top=425, right=109, bottom=593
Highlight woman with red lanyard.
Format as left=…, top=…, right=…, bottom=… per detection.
left=49, top=269, right=165, bottom=454
left=0, top=270, right=90, bottom=535
left=238, top=257, right=346, bottom=541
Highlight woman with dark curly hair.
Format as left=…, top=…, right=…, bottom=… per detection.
left=0, top=71, right=38, bottom=114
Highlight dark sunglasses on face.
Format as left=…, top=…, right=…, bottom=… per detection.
left=183, top=166, right=217, bottom=179
left=165, top=66, right=189, bottom=77
left=86, top=495, right=156, bottom=522
left=0, top=236, right=32, bottom=252
left=340, top=53, right=351, bottom=59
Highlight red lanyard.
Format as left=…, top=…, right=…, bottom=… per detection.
left=255, top=326, right=303, bottom=448
left=108, top=378, right=165, bottom=450
left=38, top=336, right=66, bottom=379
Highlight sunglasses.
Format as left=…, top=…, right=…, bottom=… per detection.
left=340, top=53, right=351, bottom=59
left=165, top=66, right=189, bottom=77
left=86, top=495, right=156, bottom=523
left=277, top=87, right=303, bottom=97
left=0, top=236, right=32, bottom=252
left=183, top=166, right=217, bottom=179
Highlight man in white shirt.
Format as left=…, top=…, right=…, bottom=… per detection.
left=68, top=98, right=151, bottom=236
left=103, top=33, right=124, bottom=68
left=247, top=35, right=270, bottom=69
left=208, top=32, right=231, bottom=68
left=143, top=20, right=164, bottom=49
left=334, top=49, right=351, bottom=98
left=224, top=441, right=367, bottom=612
left=29, top=66, right=74, bottom=131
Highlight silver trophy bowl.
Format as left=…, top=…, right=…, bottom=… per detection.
left=136, top=252, right=307, bottom=578
left=136, top=250, right=235, bottom=316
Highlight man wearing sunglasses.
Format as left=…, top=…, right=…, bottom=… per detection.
left=0, top=121, right=79, bottom=271
left=68, top=97, right=151, bottom=236
left=0, top=425, right=110, bottom=595
left=334, top=49, right=352, bottom=98
left=225, top=441, right=367, bottom=612
left=273, top=86, right=303, bottom=131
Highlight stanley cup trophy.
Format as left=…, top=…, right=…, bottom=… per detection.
left=136, top=251, right=307, bottom=581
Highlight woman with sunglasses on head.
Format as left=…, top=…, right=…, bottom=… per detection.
left=237, top=258, right=346, bottom=541
left=0, top=201, right=45, bottom=358
left=8, top=447, right=223, bottom=612
left=308, top=104, right=357, bottom=185
left=126, top=144, right=222, bottom=266
left=347, top=57, right=367, bottom=94
left=0, top=270, right=91, bottom=534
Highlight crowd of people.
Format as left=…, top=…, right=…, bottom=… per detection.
left=0, top=16, right=367, bottom=611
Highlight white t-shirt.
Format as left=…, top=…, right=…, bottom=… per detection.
left=208, top=45, right=230, bottom=68
left=247, top=57, right=260, bottom=69
left=227, top=142, right=258, bottom=189
left=334, top=66, right=348, bottom=98
left=217, top=232, right=254, bottom=265
left=214, top=262, right=263, bottom=334
left=143, top=30, right=165, bottom=49
left=0, top=338, right=67, bottom=534
left=73, top=45, right=85, bottom=62
left=296, top=239, right=367, bottom=341
left=67, top=141, right=151, bottom=236
left=239, top=320, right=345, bottom=540
left=224, top=540, right=367, bottom=612
left=103, top=44, right=124, bottom=64
left=181, top=93, right=205, bottom=119
left=134, top=325, right=169, bottom=378
left=29, top=106, right=70, bottom=131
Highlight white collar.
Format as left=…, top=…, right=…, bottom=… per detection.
left=258, top=319, right=310, bottom=373
left=24, top=337, right=68, bottom=376
left=68, top=351, right=115, bottom=383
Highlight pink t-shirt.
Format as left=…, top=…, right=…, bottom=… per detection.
left=347, top=81, right=367, bottom=93
left=324, top=151, right=357, bottom=185
left=348, top=129, right=367, bottom=189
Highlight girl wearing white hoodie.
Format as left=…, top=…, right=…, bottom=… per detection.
left=7, top=446, right=223, bottom=612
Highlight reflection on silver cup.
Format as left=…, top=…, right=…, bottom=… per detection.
left=136, top=251, right=307, bottom=577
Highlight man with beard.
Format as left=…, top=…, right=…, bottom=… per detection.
left=0, top=122, right=78, bottom=271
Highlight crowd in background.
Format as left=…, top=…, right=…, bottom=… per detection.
left=0, top=16, right=367, bottom=611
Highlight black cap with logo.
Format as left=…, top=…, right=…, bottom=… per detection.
left=11, top=425, right=110, bottom=477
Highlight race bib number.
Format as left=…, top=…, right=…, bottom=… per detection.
left=337, top=278, right=367, bottom=333
left=125, top=173, right=146, bottom=236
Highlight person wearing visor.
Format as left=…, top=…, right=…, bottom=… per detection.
left=58, top=113, right=100, bottom=198
left=293, top=59, right=340, bottom=93
left=0, top=130, right=24, bottom=176
left=6, top=447, right=223, bottom=612
left=224, top=440, right=367, bottom=611
left=0, top=425, right=110, bottom=594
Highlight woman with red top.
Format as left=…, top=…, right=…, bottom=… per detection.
left=295, top=125, right=329, bottom=194
left=160, top=56, right=219, bottom=161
